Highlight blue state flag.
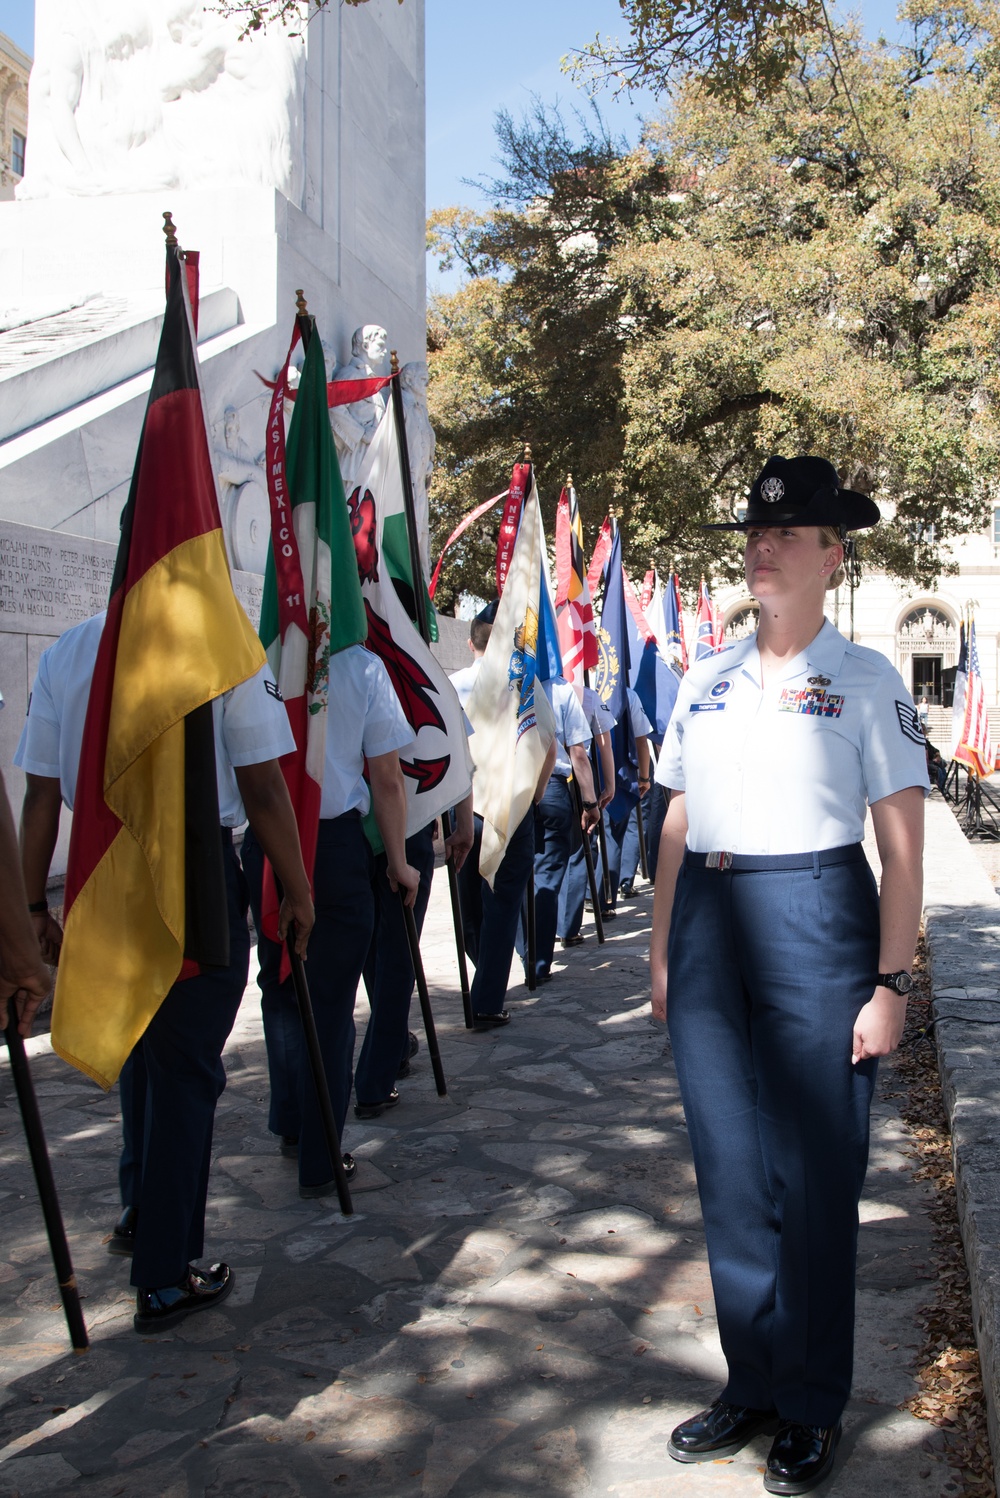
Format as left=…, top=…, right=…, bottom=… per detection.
left=595, top=524, right=638, bottom=820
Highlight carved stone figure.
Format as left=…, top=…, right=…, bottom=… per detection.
left=400, top=360, right=434, bottom=577
left=215, top=404, right=269, bottom=574
left=18, top=0, right=303, bottom=200
left=329, top=324, right=390, bottom=492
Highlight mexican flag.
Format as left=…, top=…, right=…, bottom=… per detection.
left=258, top=321, right=367, bottom=952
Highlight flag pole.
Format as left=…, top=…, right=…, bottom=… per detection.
left=285, top=936, right=354, bottom=1215
left=571, top=778, right=605, bottom=943
left=389, top=350, right=431, bottom=647
left=400, top=897, right=447, bottom=1095
left=3, top=1018, right=89, bottom=1352
left=389, top=351, right=473, bottom=1022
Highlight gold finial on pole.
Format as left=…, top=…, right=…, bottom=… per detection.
left=390, top=349, right=400, bottom=375
left=295, top=288, right=308, bottom=317
left=162, top=211, right=177, bottom=247
left=566, top=472, right=573, bottom=488
left=523, top=442, right=532, bottom=463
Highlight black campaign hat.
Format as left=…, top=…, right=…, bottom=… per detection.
left=703, top=455, right=880, bottom=532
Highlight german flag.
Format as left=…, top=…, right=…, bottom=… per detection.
left=52, top=242, right=265, bottom=1089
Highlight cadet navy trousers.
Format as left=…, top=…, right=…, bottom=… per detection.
left=459, top=807, right=534, bottom=1015
left=666, top=845, right=880, bottom=1426
left=355, top=822, right=436, bottom=1105
left=245, top=814, right=374, bottom=1189
left=128, top=834, right=250, bottom=1288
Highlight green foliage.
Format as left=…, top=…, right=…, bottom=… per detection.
left=427, top=12, right=1000, bottom=606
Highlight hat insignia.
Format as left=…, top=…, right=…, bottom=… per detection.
left=760, top=477, right=784, bottom=503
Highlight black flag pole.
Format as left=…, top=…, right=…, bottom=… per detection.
left=592, top=745, right=613, bottom=909
left=570, top=778, right=605, bottom=943
left=285, top=936, right=353, bottom=1215
left=4, top=1017, right=89, bottom=1352
left=389, top=350, right=473, bottom=1023
left=400, top=897, right=447, bottom=1095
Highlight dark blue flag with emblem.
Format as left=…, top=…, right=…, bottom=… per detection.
left=594, top=521, right=639, bottom=820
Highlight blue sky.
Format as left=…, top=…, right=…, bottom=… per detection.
left=1, top=0, right=908, bottom=241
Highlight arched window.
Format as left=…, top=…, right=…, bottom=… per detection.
left=725, top=605, right=759, bottom=641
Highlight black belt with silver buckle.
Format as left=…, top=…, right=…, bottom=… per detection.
left=685, top=843, right=864, bottom=873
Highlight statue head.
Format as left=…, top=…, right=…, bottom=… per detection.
left=223, top=405, right=240, bottom=446
left=350, top=324, right=389, bottom=373
left=400, top=361, right=428, bottom=397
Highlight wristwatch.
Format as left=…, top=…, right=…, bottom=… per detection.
left=876, top=970, right=913, bottom=995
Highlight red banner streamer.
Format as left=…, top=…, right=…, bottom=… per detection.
left=428, top=488, right=509, bottom=600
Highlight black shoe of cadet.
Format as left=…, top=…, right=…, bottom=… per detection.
left=764, top=1421, right=841, bottom=1495
left=668, top=1399, right=779, bottom=1463
left=134, top=1262, right=234, bottom=1334
left=107, top=1205, right=137, bottom=1257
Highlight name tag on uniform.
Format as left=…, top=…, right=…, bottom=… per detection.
left=778, top=687, right=844, bottom=718
left=690, top=701, right=727, bottom=713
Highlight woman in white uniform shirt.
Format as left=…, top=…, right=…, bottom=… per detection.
left=650, top=457, right=927, bottom=1495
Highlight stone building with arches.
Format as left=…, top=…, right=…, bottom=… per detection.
left=709, top=513, right=1000, bottom=736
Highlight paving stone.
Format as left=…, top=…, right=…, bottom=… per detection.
left=0, top=849, right=960, bottom=1497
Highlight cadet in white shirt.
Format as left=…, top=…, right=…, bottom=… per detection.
left=651, top=457, right=927, bottom=1495
left=16, top=611, right=314, bottom=1333
left=243, top=643, right=420, bottom=1195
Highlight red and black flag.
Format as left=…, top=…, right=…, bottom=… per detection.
left=53, top=241, right=265, bottom=1089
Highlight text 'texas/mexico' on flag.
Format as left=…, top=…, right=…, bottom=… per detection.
left=54, top=242, right=265, bottom=1090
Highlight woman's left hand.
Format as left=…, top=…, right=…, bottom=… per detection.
left=852, top=988, right=908, bottom=1064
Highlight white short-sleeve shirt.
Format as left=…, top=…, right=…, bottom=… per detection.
left=543, top=677, right=592, bottom=777
left=15, top=610, right=295, bottom=825
left=449, top=660, right=480, bottom=709
left=654, top=619, right=929, bottom=854
left=626, top=686, right=654, bottom=740
left=320, top=645, right=413, bottom=819
left=582, top=685, right=616, bottom=740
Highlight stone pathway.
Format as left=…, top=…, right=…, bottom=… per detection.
left=0, top=873, right=953, bottom=1497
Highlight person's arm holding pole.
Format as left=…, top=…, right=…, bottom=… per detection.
left=367, top=751, right=421, bottom=907
left=234, top=761, right=315, bottom=954
left=853, top=785, right=924, bottom=1063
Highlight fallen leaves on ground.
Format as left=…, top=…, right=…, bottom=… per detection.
left=896, top=935, right=995, bottom=1498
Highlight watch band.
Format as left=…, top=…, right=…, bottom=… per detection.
left=877, top=970, right=913, bottom=995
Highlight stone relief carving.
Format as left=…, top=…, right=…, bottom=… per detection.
left=328, top=324, right=390, bottom=493
left=18, top=1, right=304, bottom=200
left=400, top=360, right=434, bottom=577
left=215, top=404, right=269, bottom=575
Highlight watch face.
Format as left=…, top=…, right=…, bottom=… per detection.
left=882, top=972, right=912, bottom=994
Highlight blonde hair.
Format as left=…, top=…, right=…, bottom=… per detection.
left=817, top=525, right=846, bottom=591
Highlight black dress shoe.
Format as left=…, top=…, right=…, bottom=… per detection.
left=618, top=881, right=635, bottom=899
left=279, top=1133, right=299, bottom=1159
left=108, top=1205, right=137, bottom=1257
left=134, top=1262, right=233, bottom=1333
left=561, top=934, right=586, bottom=948
left=764, top=1422, right=841, bottom=1494
left=299, top=1154, right=358, bottom=1198
left=598, top=907, right=617, bottom=921
left=668, top=1399, right=779, bottom=1463
left=473, top=1010, right=510, bottom=1030
left=354, top=1088, right=400, bottom=1119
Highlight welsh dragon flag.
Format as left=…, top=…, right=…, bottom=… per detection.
left=348, top=404, right=473, bottom=835
left=258, top=320, right=367, bottom=956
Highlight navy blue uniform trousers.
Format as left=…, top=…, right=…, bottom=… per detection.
left=244, top=813, right=374, bottom=1189
left=667, top=847, right=880, bottom=1426
left=126, top=834, right=250, bottom=1289
left=459, top=807, right=534, bottom=1015
left=522, top=775, right=576, bottom=979
left=355, top=822, right=436, bottom=1105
